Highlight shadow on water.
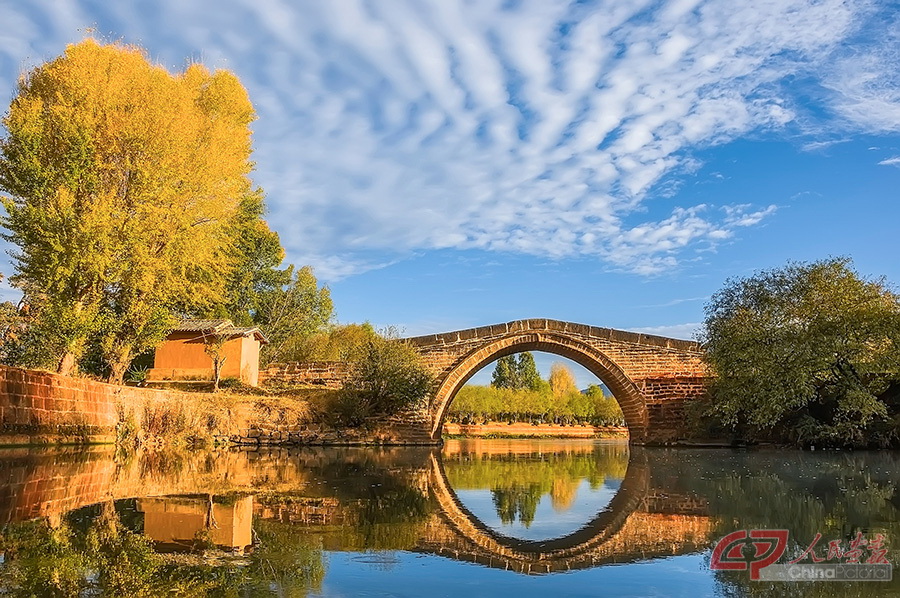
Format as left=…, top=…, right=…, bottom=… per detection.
left=0, top=442, right=898, bottom=596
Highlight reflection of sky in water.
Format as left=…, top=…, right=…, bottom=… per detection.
left=454, top=478, right=622, bottom=542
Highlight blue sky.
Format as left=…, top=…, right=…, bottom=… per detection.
left=1, top=1, right=899, bottom=384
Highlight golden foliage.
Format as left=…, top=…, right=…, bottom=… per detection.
left=0, top=39, right=256, bottom=378
left=549, top=362, right=577, bottom=397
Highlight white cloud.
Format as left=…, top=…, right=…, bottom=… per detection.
left=0, top=1, right=896, bottom=280
left=878, top=156, right=900, bottom=167
left=801, top=139, right=849, bottom=152
left=825, top=17, right=900, bottom=133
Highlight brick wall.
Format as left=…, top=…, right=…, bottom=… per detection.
left=640, top=376, right=710, bottom=443
left=0, top=365, right=272, bottom=445
left=259, top=361, right=354, bottom=389
left=0, top=366, right=119, bottom=443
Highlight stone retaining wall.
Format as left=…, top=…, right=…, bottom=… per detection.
left=259, top=361, right=354, bottom=389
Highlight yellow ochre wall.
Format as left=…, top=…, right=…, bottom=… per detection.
left=138, top=496, right=254, bottom=553
left=150, top=332, right=262, bottom=386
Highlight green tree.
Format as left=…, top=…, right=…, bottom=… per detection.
left=337, top=335, right=434, bottom=423
left=287, top=322, right=379, bottom=363
left=0, top=39, right=255, bottom=381
left=700, top=258, right=900, bottom=447
left=491, top=355, right=518, bottom=389
left=516, top=352, right=543, bottom=391
left=490, top=352, right=542, bottom=391
left=254, top=265, right=333, bottom=366
left=585, top=384, right=625, bottom=426
left=214, top=190, right=290, bottom=326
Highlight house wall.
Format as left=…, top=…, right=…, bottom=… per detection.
left=238, top=335, right=260, bottom=386
left=150, top=333, right=262, bottom=385
left=153, top=332, right=211, bottom=371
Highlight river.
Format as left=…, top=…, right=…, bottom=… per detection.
left=0, top=439, right=898, bottom=597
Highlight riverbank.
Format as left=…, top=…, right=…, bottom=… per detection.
left=442, top=421, right=628, bottom=439
left=0, top=365, right=437, bottom=448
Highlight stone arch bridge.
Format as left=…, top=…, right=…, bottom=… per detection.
left=265, top=319, right=709, bottom=444
left=405, top=319, right=708, bottom=444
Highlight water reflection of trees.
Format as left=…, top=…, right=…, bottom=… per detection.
left=0, top=449, right=438, bottom=596
left=442, top=443, right=629, bottom=527
left=0, top=500, right=326, bottom=597
left=2, top=445, right=899, bottom=595
left=644, top=450, right=900, bottom=598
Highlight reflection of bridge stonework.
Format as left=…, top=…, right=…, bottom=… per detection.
left=407, top=319, right=708, bottom=444
left=419, top=452, right=710, bottom=573
left=0, top=447, right=712, bottom=574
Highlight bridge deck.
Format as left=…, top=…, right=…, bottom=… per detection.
left=405, top=318, right=701, bottom=352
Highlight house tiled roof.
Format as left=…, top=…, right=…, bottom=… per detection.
left=172, top=319, right=232, bottom=333
left=171, top=319, right=269, bottom=344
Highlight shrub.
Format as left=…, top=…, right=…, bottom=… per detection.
left=336, top=336, right=433, bottom=424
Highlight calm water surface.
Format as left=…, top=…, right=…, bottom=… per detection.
left=0, top=439, right=898, bottom=597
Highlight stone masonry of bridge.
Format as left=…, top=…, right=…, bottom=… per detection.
left=406, top=319, right=709, bottom=444
left=259, top=319, right=710, bottom=444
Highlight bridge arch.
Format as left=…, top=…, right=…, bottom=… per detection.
left=424, top=450, right=651, bottom=572
left=429, top=332, right=649, bottom=442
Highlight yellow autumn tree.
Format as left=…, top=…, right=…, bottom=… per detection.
left=0, top=39, right=256, bottom=382
left=549, top=362, right=578, bottom=397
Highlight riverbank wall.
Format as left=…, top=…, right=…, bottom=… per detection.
left=0, top=365, right=434, bottom=447
left=442, top=421, right=628, bottom=439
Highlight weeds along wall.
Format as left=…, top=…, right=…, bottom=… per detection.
left=0, top=365, right=314, bottom=446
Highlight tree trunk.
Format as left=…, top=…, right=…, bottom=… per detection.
left=212, top=356, right=225, bottom=392
left=106, top=344, right=133, bottom=385
left=107, top=361, right=129, bottom=385
left=57, top=351, right=76, bottom=376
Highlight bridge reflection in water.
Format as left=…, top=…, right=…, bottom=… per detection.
left=4, top=444, right=897, bottom=596
left=425, top=440, right=710, bottom=573
left=0, top=441, right=712, bottom=577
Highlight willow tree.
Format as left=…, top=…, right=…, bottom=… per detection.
left=0, top=39, right=256, bottom=381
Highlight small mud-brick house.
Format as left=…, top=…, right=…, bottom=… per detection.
left=148, top=319, right=268, bottom=386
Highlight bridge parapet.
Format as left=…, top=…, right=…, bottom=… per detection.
left=407, top=318, right=700, bottom=352
left=407, top=319, right=705, bottom=383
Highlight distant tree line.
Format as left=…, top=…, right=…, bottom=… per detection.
left=448, top=353, right=625, bottom=426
